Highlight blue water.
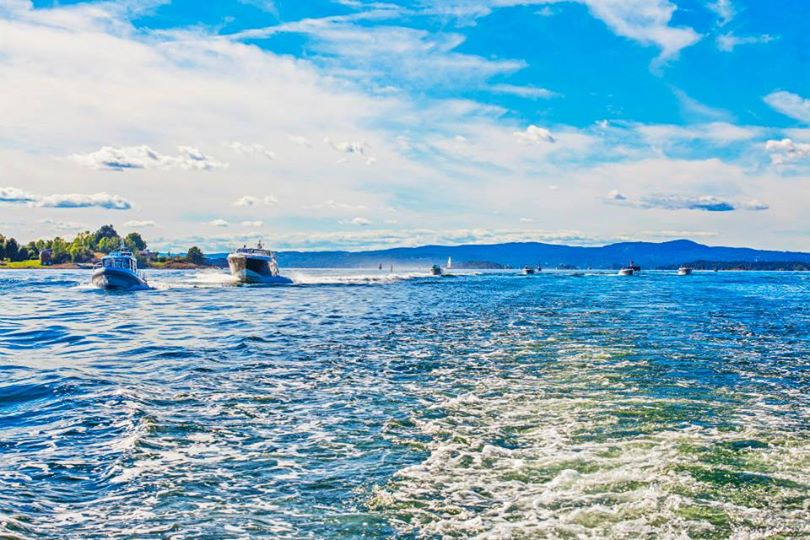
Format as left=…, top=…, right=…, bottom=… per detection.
left=1, top=269, right=808, bottom=538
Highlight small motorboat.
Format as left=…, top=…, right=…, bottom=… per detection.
left=678, top=266, right=693, bottom=276
left=619, top=260, right=640, bottom=276
left=91, top=250, right=148, bottom=290
left=523, top=266, right=536, bottom=275
left=227, top=242, right=292, bottom=285
left=430, top=264, right=443, bottom=276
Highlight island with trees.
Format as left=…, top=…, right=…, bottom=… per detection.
left=0, top=225, right=210, bottom=269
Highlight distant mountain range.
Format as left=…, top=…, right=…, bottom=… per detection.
left=207, top=240, right=810, bottom=269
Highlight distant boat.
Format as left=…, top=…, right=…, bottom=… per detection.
left=522, top=266, right=536, bottom=275
left=91, top=250, right=148, bottom=290
left=227, top=242, right=292, bottom=285
left=619, top=260, right=640, bottom=275
left=446, top=256, right=452, bottom=270
left=430, top=264, right=443, bottom=276
left=678, top=266, right=693, bottom=276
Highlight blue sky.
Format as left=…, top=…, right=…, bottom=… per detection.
left=1, top=0, right=808, bottom=250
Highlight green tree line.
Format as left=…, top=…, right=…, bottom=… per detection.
left=0, top=225, right=147, bottom=264
left=1, top=225, right=207, bottom=266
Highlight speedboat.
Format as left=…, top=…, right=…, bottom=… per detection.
left=227, top=242, right=293, bottom=285
left=430, top=264, right=443, bottom=276
left=678, top=266, right=693, bottom=276
left=619, top=260, right=640, bottom=276
left=523, top=266, right=536, bottom=275
left=91, top=250, right=148, bottom=290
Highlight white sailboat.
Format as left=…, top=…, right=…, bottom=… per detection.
left=446, top=256, right=452, bottom=270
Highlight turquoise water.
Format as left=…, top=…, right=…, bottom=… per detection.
left=1, top=269, right=808, bottom=538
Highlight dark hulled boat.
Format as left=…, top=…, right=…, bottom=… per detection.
left=227, top=242, right=292, bottom=285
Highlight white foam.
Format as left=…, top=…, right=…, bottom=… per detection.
left=371, top=342, right=810, bottom=538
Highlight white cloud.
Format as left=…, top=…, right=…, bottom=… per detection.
left=72, top=145, right=228, bottom=171
left=716, top=33, right=776, bottom=52
left=238, top=0, right=278, bottom=15
left=339, top=216, right=371, bottom=225
left=606, top=191, right=768, bottom=212
left=513, top=125, right=555, bottom=144
left=325, top=138, right=367, bottom=155
left=240, top=220, right=264, bottom=227
left=233, top=195, right=279, bottom=207
left=672, top=89, right=731, bottom=122
left=124, top=220, right=156, bottom=227
left=764, top=91, right=810, bottom=123
left=209, top=219, right=229, bottom=227
left=489, top=84, right=557, bottom=99
left=225, top=141, right=276, bottom=159
left=635, top=122, right=761, bottom=145
left=238, top=18, right=526, bottom=90
left=707, top=0, right=734, bottom=25
left=765, top=138, right=810, bottom=165
left=580, top=0, right=701, bottom=62
left=1, top=186, right=132, bottom=209
left=0, top=186, right=38, bottom=203
left=37, top=192, right=133, bottom=209
left=519, top=217, right=534, bottom=223
left=740, top=200, right=769, bottom=211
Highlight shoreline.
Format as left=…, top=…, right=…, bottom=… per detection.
left=0, top=263, right=216, bottom=270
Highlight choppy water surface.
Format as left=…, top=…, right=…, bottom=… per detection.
left=1, top=269, right=808, bottom=539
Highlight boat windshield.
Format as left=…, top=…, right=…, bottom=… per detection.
left=101, top=254, right=137, bottom=272
left=236, top=247, right=272, bottom=256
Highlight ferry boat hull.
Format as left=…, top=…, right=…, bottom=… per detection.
left=618, top=268, right=634, bottom=276
left=91, top=267, right=148, bottom=290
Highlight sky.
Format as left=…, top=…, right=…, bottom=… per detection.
left=0, top=0, right=808, bottom=252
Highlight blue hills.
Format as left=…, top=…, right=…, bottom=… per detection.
left=236, top=239, right=810, bottom=269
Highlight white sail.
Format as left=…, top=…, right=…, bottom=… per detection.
left=447, top=256, right=452, bottom=269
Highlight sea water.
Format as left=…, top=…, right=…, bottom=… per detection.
left=0, top=269, right=808, bottom=538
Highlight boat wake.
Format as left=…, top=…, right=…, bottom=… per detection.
left=286, top=271, right=431, bottom=286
